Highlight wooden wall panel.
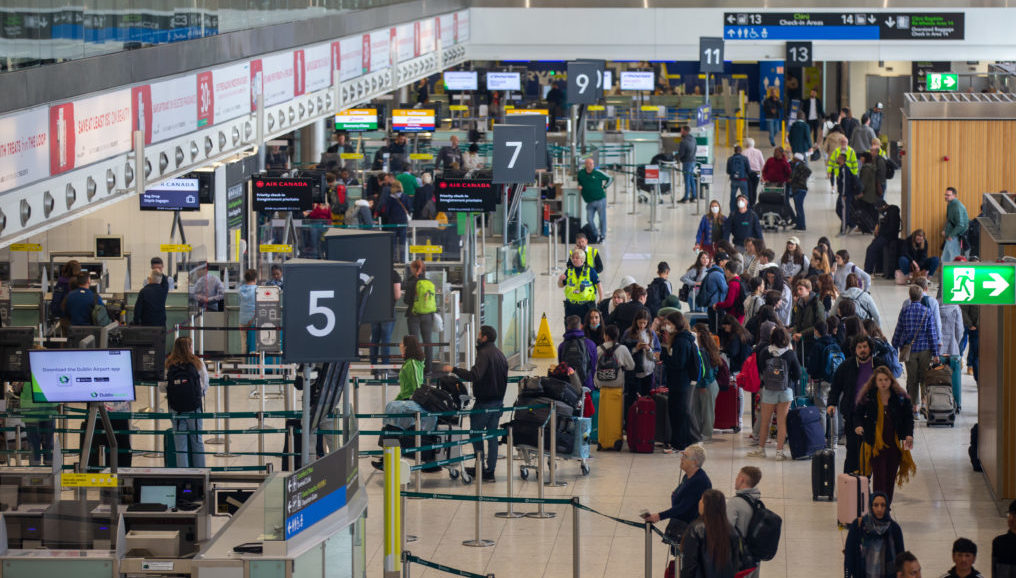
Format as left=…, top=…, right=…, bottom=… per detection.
left=904, top=119, right=1016, bottom=255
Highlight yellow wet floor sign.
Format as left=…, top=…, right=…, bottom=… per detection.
left=532, top=313, right=557, bottom=358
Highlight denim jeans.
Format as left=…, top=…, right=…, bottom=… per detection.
left=791, top=188, right=807, bottom=229
left=393, top=226, right=407, bottom=261
left=729, top=179, right=749, bottom=213
left=681, top=162, right=697, bottom=201
left=172, top=416, right=206, bottom=468
left=26, top=420, right=54, bottom=466
left=585, top=197, right=607, bottom=239
left=406, top=313, right=434, bottom=373
left=370, top=320, right=395, bottom=365
left=767, top=118, right=780, bottom=144
left=471, top=400, right=502, bottom=473
left=942, top=237, right=961, bottom=265
left=898, top=256, right=940, bottom=278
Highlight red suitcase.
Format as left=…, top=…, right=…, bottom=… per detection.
left=625, top=395, right=656, bottom=453
left=714, top=387, right=741, bottom=432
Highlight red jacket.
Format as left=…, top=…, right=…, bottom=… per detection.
left=714, top=275, right=743, bottom=323
left=762, top=157, right=792, bottom=184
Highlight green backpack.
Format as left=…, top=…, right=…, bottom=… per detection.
left=412, top=279, right=437, bottom=315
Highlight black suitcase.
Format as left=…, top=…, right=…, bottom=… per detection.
left=882, top=240, right=901, bottom=280
left=540, top=377, right=581, bottom=408
left=557, top=216, right=581, bottom=244
left=510, top=418, right=573, bottom=452
left=812, top=412, right=836, bottom=501
left=653, top=391, right=670, bottom=445
left=515, top=396, right=575, bottom=425
left=852, top=206, right=878, bottom=234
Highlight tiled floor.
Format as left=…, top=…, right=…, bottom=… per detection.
left=118, top=137, right=1006, bottom=577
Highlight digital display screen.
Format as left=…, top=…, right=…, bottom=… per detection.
left=620, top=71, right=655, bottom=91
left=391, top=109, right=435, bottom=132
left=140, top=178, right=200, bottom=211
left=486, top=72, right=521, bottom=91
left=444, top=71, right=478, bottom=91
left=95, top=236, right=123, bottom=259
left=30, top=349, right=136, bottom=403
left=251, top=177, right=314, bottom=212
left=140, top=485, right=177, bottom=509
left=435, top=178, right=497, bottom=213
left=334, top=108, right=378, bottom=131
left=505, top=108, right=550, bottom=129
left=604, top=70, right=613, bottom=90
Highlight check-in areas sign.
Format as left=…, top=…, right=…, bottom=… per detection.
left=942, top=263, right=1016, bottom=305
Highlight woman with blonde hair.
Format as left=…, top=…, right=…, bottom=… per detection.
left=808, top=246, right=833, bottom=277
left=854, top=366, right=916, bottom=503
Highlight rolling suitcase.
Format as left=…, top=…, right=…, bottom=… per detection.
left=837, top=472, right=871, bottom=527
left=597, top=387, right=624, bottom=451
left=713, top=386, right=741, bottom=432
left=588, top=388, right=600, bottom=443
left=923, top=384, right=956, bottom=427
left=652, top=388, right=671, bottom=445
left=625, top=395, right=656, bottom=453
left=787, top=405, right=825, bottom=460
left=811, top=413, right=836, bottom=501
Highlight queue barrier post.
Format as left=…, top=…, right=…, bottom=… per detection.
left=494, top=425, right=524, bottom=519
left=207, top=362, right=225, bottom=445
left=461, top=450, right=494, bottom=548
left=257, top=412, right=265, bottom=468
left=414, top=412, right=422, bottom=494
left=526, top=425, right=555, bottom=519
left=14, top=423, right=21, bottom=466
left=217, top=382, right=234, bottom=457
left=546, top=408, right=565, bottom=488
left=573, top=497, right=581, bottom=578
left=644, top=520, right=653, bottom=578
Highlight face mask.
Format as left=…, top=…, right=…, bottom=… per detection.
left=710, top=206, right=719, bottom=214
left=591, top=322, right=600, bottom=329
left=738, top=201, right=747, bottom=209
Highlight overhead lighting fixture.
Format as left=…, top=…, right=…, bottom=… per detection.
left=105, top=169, right=115, bottom=193
left=159, top=151, right=169, bottom=173
left=43, top=191, right=54, bottom=217
left=65, top=183, right=77, bottom=208
left=19, top=199, right=31, bottom=226
left=175, top=146, right=185, bottom=167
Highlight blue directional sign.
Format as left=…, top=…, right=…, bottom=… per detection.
left=696, top=105, right=712, bottom=127
left=723, top=12, right=963, bottom=41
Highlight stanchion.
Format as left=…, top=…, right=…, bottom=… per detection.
left=14, top=424, right=21, bottom=466
left=217, top=383, right=234, bottom=457
left=693, top=170, right=703, bottom=217
left=401, top=492, right=417, bottom=543
left=141, top=384, right=161, bottom=458
left=495, top=426, right=524, bottom=519
left=206, top=365, right=224, bottom=445
left=413, top=412, right=422, bottom=494
left=543, top=222, right=557, bottom=276
left=669, top=164, right=680, bottom=209
left=644, top=521, right=653, bottom=578
left=546, top=409, right=566, bottom=488
left=646, top=184, right=660, bottom=231
left=573, top=498, right=581, bottom=578
left=526, top=426, right=555, bottom=519
left=462, top=450, right=495, bottom=548
left=257, top=412, right=265, bottom=468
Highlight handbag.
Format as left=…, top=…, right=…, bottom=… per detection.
left=899, top=309, right=928, bottom=363
left=678, top=284, right=692, bottom=302
left=810, top=148, right=821, bottom=162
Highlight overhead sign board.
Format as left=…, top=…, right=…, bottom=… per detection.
left=926, top=72, right=959, bottom=91
left=493, top=124, right=536, bottom=185
left=723, top=12, right=964, bottom=41
left=699, top=37, right=725, bottom=73
left=335, top=108, right=378, bottom=131
left=620, top=71, right=655, bottom=91
left=434, top=178, right=497, bottom=213
left=392, top=109, right=435, bottom=132
left=786, top=41, right=813, bottom=67
left=486, top=72, right=522, bottom=91
left=503, top=113, right=548, bottom=171
left=942, top=263, right=1016, bottom=306
left=283, top=260, right=360, bottom=362
left=567, top=60, right=604, bottom=105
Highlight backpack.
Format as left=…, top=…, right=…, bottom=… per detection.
left=824, top=348, right=845, bottom=381
left=695, top=269, right=723, bottom=308
left=412, top=279, right=437, bottom=315
left=595, top=344, right=621, bottom=383
left=885, top=158, right=898, bottom=180
left=166, top=363, right=203, bottom=413
left=560, top=337, right=591, bottom=385
left=739, top=495, right=783, bottom=562
left=420, top=195, right=437, bottom=220
left=697, top=350, right=716, bottom=388
left=872, top=338, right=904, bottom=378
left=645, top=278, right=669, bottom=317
left=736, top=352, right=761, bottom=393
left=762, top=355, right=790, bottom=392
left=91, top=293, right=112, bottom=326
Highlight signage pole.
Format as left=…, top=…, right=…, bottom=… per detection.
left=301, top=364, right=312, bottom=466
left=495, top=426, right=524, bottom=518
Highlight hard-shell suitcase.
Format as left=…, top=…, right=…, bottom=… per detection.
left=589, top=388, right=600, bottom=443
left=653, top=390, right=671, bottom=445
left=597, top=387, right=624, bottom=451
left=923, top=384, right=956, bottom=427
left=625, top=395, right=656, bottom=453
left=837, top=473, right=871, bottom=527
left=787, top=405, right=825, bottom=460
left=713, top=386, right=741, bottom=432
left=812, top=412, right=836, bottom=503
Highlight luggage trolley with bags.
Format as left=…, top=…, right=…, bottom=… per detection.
left=754, top=184, right=795, bottom=231
left=510, top=376, right=591, bottom=478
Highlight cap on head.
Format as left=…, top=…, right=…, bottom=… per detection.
left=787, top=236, right=801, bottom=247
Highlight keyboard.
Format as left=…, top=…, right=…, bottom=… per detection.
left=126, top=503, right=169, bottom=512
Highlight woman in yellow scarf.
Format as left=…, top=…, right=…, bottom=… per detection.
left=854, top=366, right=917, bottom=504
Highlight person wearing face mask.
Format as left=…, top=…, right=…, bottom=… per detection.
left=721, top=195, right=763, bottom=253
left=844, top=492, right=906, bottom=578
left=828, top=335, right=889, bottom=475
left=854, top=366, right=916, bottom=504
left=442, top=326, right=508, bottom=482
left=584, top=309, right=606, bottom=347
left=621, top=310, right=661, bottom=412
left=695, top=201, right=726, bottom=256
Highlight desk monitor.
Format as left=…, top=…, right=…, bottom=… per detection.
left=0, top=327, right=34, bottom=381
left=95, top=235, right=124, bottom=259
left=140, top=485, right=177, bottom=509
left=29, top=349, right=136, bottom=403
left=110, top=326, right=167, bottom=381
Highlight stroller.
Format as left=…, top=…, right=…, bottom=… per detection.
left=754, top=184, right=795, bottom=231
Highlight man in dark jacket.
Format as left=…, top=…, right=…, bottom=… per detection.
left=132, top=271, right=168, bottom=327
left=865, top=204, right=902, bottom=277
left=788, top=111, right=812, bottom=156
left=63, top=273, right=103, bottom=326
left=802, top=88, right=824, bottom=141
left=722, top=195, right=763, bottom=251
left=697, top=262, right=728, bottom=333
left=827, top=335, right=887, bottom=474
left=443, top=325, right=508, bottom=482
left=726, top=146, right=751, bottom=213
left=677, top=126, right=698, bottom=202
left=788, top=152, right=812, bottom=231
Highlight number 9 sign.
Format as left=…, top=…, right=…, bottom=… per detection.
left=283, top=259, right=361, bottom=362
left=567, top=61, right=603, bottom=105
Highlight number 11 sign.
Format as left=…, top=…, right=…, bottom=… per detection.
left=700, top=37, right=725, bottom=73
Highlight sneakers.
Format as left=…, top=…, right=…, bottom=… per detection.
left=662, top=446, right=676, bottom=454
left=465, top=467, right=496, bottom=482
left=746, top=447, right=767, bottom=458
left=774, top=450, right=789, bottom=461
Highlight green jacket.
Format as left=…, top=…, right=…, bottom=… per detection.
left=791, top=294, right=826, bottom=336
left=945, top=198, right=969, bottom=239
left=19, top=384, right=56, bottom=424
left=396, top=359, right=425, bottom=401
left=396, top=172, right=418, bottom=198
left=576, top=167, right=612, bottom=203
left=859, top=163, right=880, bottom=204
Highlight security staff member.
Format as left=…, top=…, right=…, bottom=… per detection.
left=558, top=248, right=602, bottom=322
left=575, top=232, right=603, bottom=273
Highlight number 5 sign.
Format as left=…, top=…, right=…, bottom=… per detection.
left=493, top=124, right=536, bottom=184
left=283, top=259, right=361, bottom=362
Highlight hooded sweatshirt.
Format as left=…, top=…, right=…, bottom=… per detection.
left=757, top=343, right=801, bottom=391
left=834, top=286, right=882, bottom=325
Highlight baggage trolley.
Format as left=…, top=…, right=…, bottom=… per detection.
left=514, top=388, right=591, bottom=479
left=434, top=392, right=475, bottom=484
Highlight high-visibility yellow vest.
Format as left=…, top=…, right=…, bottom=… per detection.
left=564, top=266, right=596, bottom=303
left=827, top=146, right=858, bottom=177
left=584, top=246, right=599, bottom=266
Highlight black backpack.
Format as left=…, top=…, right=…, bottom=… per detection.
left=645, top=278, right=670, bottom=317
left=167, top=363, right=203, bottom=413
left=596, top=345, right=622, bottom=383
left=762, top=355, right=790, bottom=392
left=560, top=337, right=591, bottom=385
left=739, top=495, right=782, bottom=562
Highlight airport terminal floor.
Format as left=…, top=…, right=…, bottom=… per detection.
left=99, top=138, right=1004, bottom=577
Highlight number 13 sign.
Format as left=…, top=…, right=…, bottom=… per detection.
left=283, top=259, right=361, bottom=363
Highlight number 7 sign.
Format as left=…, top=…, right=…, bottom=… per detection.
left=493, top=124, right=536, bottom=184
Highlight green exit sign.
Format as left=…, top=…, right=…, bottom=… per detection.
left=942, top=263, right=1016, bottom=305
left=927, top=72, right=959, bottom=91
